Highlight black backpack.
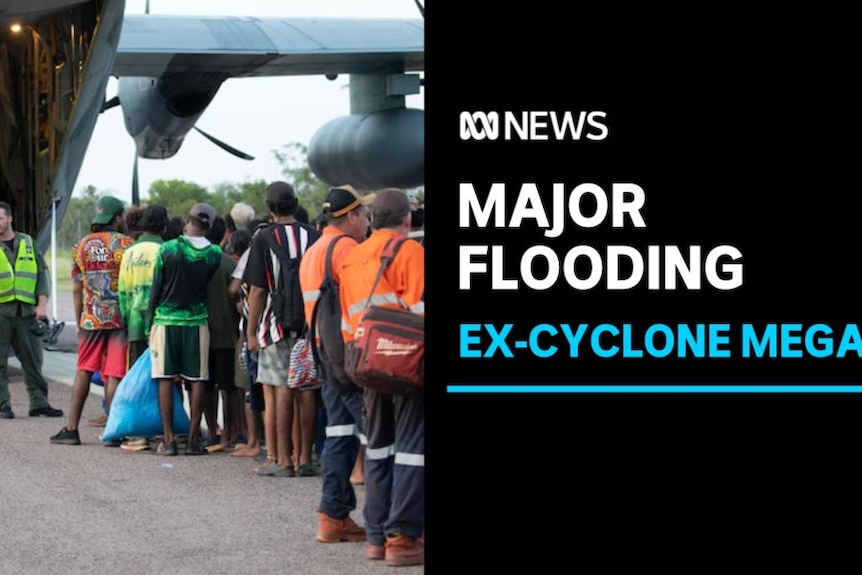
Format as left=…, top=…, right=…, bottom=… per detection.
left=309, top=234, right=355, bottom=392
left=262, top=222, right=319, bottom=334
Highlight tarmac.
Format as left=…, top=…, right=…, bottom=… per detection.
left=2, top=291, right=424, bottom=575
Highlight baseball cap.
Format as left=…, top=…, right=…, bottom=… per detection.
left=189, top=202, right=217, bottom=226
left=92, top=195, right=125, bottom=225
left=323, top=185, right=363, bottom=218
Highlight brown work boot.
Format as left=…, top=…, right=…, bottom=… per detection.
left=315, top=512, right=367, bottom=543
left=384, top=534, right=424, bottom=567
left=367, top=544, right=385, bottom=560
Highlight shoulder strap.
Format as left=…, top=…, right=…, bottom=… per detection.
left=262, top=223, right=307, bottom=263
left=310, top=234, right=351, bottom=364
left=361, top=236, right=408, bottom=312
left=380, top=237, right=406, bottom=264
left=323, top=234, right=351, bottom=283
left=261, top=225, right=284, bottom=259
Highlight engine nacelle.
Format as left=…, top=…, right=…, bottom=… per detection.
left=308, top=107, right=424, bottom=190
left=118, top=73, right=224, bottom=159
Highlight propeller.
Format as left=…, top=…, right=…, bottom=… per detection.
left=100, top=81, right=255, bottom=205
left=193, top=126, right=255, bottom=160
left=414, top=0, right=424, bottom=17
left=125, top=128, right=253, bottom=205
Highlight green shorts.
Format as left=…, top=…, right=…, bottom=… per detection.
left=150, top=324, right=210, bottom=381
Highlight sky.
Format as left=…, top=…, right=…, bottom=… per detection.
left=75, top=0, right=425, bottom=203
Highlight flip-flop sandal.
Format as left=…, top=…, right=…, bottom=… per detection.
left=255, top=457, right=277, bottom=473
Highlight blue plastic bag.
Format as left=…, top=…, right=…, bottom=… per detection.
left=101, top=349, right=190, bottom=442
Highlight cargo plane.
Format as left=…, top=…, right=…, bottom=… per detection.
left=0, top=0, right=424, bottom=248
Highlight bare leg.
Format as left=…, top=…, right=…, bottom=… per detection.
left=221, top=388, right=239, bottom=446
left=66, top=369, right=93, bottom=430
left=276, top=386, right=294, bottom=468
left=232, top=401, right=261, bottom=457
left=105, top=376, right=120, bottom=415
left=291, top=399, right=301, bottom=467
left=157, top=378, right=175, bottom=444
left=203, top=384, right=219, bottom=441
left=188, top=380, right=205, bottom=444
left=262, top=384, right=277, bottom=464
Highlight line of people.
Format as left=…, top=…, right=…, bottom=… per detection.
left=38, top=181, right=424, bottom=567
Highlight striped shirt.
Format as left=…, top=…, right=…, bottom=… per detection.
left=245, top=222, right=319, bottom=347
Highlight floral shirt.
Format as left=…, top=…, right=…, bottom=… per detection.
left=71, top=230, right=134, bottom=330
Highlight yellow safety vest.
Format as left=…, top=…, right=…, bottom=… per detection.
left=0, top=234, right=39, bottom=304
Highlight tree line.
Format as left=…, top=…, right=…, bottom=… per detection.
left=58, top=143, right=423, bottom=249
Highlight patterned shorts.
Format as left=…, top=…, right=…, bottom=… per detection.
left=256, top=338, right=296, bottom=387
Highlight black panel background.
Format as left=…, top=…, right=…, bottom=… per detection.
left=424, top=8, right=861, bottom=569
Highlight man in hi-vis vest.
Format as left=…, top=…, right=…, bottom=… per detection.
left=0, top=201, right=63, bottom=420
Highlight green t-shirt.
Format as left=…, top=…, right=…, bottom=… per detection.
left=149, top=235, right=221, bottom=326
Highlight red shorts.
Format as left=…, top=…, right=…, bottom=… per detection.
left=77, top=329, right=128, bottom=380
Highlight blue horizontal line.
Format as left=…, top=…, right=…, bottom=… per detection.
left=447, top=385, right=862, bottom=393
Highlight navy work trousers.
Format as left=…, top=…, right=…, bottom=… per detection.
left=363, top=389, right=425, bottom=545
left=318, top=381, right=365, bottom=519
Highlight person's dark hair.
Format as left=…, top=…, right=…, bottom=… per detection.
left=140, top=205, right=169, bottom=234
left=0, top=201, right=12, bottom=217
left=313, top=211, right=329, bottom=231
left=125, top=206, right=144, bottom=235
left=265, top=181, right=298, bottom=216
left=411, top=207, right=425, bottom=229
left=163, top=216, right=185, bottom=241
left=224, top=213, right=236, bottom=233
left=293, top=205, right=309, bottom=224
left=371, top=189, right=411, bottom=230
left=372, top=208, right=408, bottom=230
left=90, top=218, right=123, bottom=234
left=186, top=215, right=210, bottom=233
left=226, top=229, right=251, bottom=257
left=294, top=204, right=309, bottom=224
left=205, top=215, right=226, bottom=244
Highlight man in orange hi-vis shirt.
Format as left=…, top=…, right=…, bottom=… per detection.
left=339, top=188, right=424, bottom=567
left=299, top=185, right=370, bottom=546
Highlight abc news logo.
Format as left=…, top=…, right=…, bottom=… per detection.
left=459, top=111, right=608, bottom=141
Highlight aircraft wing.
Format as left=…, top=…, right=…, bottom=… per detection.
left=112, top=15, right=424, bottom=78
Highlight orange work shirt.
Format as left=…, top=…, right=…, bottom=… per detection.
left=339, top=229, right=425, bottom=343
left=299, top=226, right=359, bottom=334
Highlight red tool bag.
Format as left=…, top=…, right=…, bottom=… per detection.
left=344, top=238, right=424, bottom=395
